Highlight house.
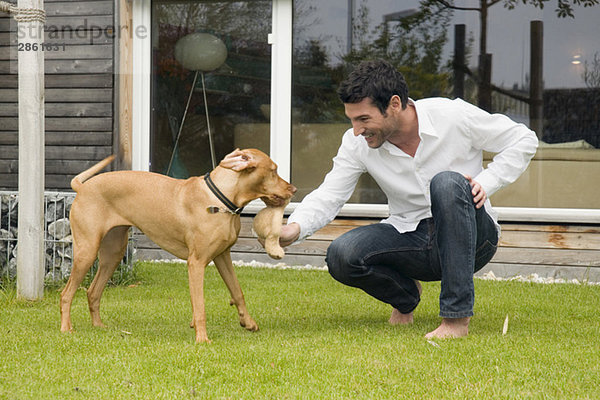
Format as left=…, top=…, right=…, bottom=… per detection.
left=1, top=0, right=599, bottom=281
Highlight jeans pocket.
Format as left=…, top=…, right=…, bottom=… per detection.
left=474, top=240, right=498, bottom=272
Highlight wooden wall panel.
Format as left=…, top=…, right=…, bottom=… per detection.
left=0, top=0, right=116, bottom=190
left=134, top=217, right=600, bottom=282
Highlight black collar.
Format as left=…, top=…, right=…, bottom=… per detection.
left=204, top=173, right=244, bottom=215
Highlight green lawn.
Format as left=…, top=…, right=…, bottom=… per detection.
left=1, top=262, right=599, bottom=399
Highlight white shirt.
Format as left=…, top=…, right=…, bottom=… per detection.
left=287, top=97, right=539, bottom=241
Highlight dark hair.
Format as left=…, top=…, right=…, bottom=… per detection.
left=337, top=59, right=409, bottom=115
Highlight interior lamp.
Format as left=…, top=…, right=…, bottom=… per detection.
left=167, top=33, right=228, bottom=175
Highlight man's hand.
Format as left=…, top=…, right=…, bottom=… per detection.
left=279, top=223, right=301, bottom=247
left=463, top=175, right=486, bottom=209
left=256, top=222, right=301, bottom=249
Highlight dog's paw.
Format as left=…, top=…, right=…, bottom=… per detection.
left=264, top=238, right=285, bottom=259
left=195, top=335, right=212, bottom=344
left=266, top=246, right=285, bottom=260
left=240, top=317, right=259, bottom=332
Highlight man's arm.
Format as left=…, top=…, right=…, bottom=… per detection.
left=284, top=130, right=365, bottom=243
left=462, top=101, right=539, bottom=197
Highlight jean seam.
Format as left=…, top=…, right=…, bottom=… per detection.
left=464, top=181, right=474, bottom=271
left=475, top=240, right=497, bottom=263
left=362, top=246, right=426, bottom=264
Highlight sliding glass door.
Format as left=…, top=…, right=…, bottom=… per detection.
left=150, top=1, right=273, bottom=178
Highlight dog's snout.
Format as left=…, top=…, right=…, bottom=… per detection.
left=289, top=184, right=297, bottom=194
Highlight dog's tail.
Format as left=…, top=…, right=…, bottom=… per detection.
left=71, top=155, right=116, bottom=192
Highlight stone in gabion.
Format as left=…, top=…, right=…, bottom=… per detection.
left=56, top=239, right=73, bottom=259
left=59, top=258, right=73, bottom=279
left=45, top=196, right=66, bottom=223
left=0, top=195, right=18, bottom=229
left=0, top=228, right=14, bottom=239
left=0, top=229, right=16, bottom=267
left=3, top=257, right=17, bottom=279
left=0, top=249, right=8, bottom=268
left=45, top=269, right=63, bottom=282
left=48, top=218, right=71, bottom=239
left=64, top=196, right=74, bottom=214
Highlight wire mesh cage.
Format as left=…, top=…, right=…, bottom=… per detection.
left=0, top=191, right=135, bottom=285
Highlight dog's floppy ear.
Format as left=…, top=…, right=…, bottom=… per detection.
left=219, top=149, right=258, bottom=172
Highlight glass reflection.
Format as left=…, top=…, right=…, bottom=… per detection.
left=151, top=1, right=272, bottom=178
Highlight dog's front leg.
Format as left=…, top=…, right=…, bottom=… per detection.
left=187, top=255, right=211, bottom=343
left=213, top=251, right=258, bottom=332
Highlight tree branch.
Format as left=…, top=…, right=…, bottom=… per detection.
left=487, top=0, right=504, bottom=7
left=455, top=61, right=532, bottom=103
left=433, top=0, right=481, bottom=12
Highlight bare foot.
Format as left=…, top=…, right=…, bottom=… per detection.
left=425, top=317, right=471, bottom=339
left=388, top=280, right=422, bottom=325
left=389, top=308, right=414, bottom=325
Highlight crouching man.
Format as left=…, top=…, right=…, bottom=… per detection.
left=276, top=60, right=538, bottom=338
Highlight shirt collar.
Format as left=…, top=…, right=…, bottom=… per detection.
left=380, top=98, right=438, bottom=156
left=410, top=98, right=438, bottom=139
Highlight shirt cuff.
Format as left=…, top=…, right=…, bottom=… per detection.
left=285, top=216, right=310, bottom=244
left=474, top=169, right=502, bottom=197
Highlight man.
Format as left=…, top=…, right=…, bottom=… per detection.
left=278, top=60, right=538, bottom=338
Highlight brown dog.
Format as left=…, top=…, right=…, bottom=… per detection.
left=60, top=149, right=296, bottom=343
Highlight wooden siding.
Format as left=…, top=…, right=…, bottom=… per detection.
left=0, top=0, right=115, bottom=190
left=134, top=217, right=600, bottom=282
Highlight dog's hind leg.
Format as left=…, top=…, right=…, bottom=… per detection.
left=213, top=250, right=258, bottom=332
left=87, top=226, right=130, bottom=328
left=60, top=233, right=102, bottom=332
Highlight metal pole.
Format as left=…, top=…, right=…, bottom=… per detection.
left=16, top=0, right=45, bottom=300
left=478, top=53, right=492, bottom=111
left=166, top=70, right=199, bottom=176
left=530, top=20, right=544, bottom=139
left=346, top=0, right=354, bottom=54
left=201, top=72, right=217, bottom=170
left=453, top=24, right=465, bottom=99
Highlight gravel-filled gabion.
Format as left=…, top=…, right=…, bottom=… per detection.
left=0, top=192, right=135, bottom=283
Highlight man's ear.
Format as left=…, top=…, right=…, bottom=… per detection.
left=219, top=149, right=258, bottom=171
left=389, top=95, right=403, bottom=111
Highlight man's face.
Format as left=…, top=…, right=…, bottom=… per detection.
left=344, top=98, right=395, bottom=149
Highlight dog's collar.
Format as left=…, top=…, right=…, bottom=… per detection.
left=204, top=172, right=244, bottom=215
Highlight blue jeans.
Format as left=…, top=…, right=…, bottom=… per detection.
left=326, top=171, right=498, bottom=318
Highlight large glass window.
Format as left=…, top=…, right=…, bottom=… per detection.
left=151, top=1, right=272, bottom=177
left=290, top=0, right=600, bottom=210
left=291, top=0, right=454, bottom=203
left=146, top=0, right=599, bottom=211
left=478, top=3, right=600, bottom=209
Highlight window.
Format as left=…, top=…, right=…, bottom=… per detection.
left=138, top=0, right=600, bottom=216
left=288, top=0, right=600, bottom=209
left=290, top=1, right=455, bottom=203
left=150, top=1, right=272, bottom=177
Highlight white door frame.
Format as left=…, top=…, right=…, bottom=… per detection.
left=131, top=0, right=151, bottom=172
left=130, top=0, right=600, bottom=223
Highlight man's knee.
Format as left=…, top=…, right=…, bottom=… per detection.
left=430, top=171, right=470, bottom=207
left=326, top=235, right=358, bottom=285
